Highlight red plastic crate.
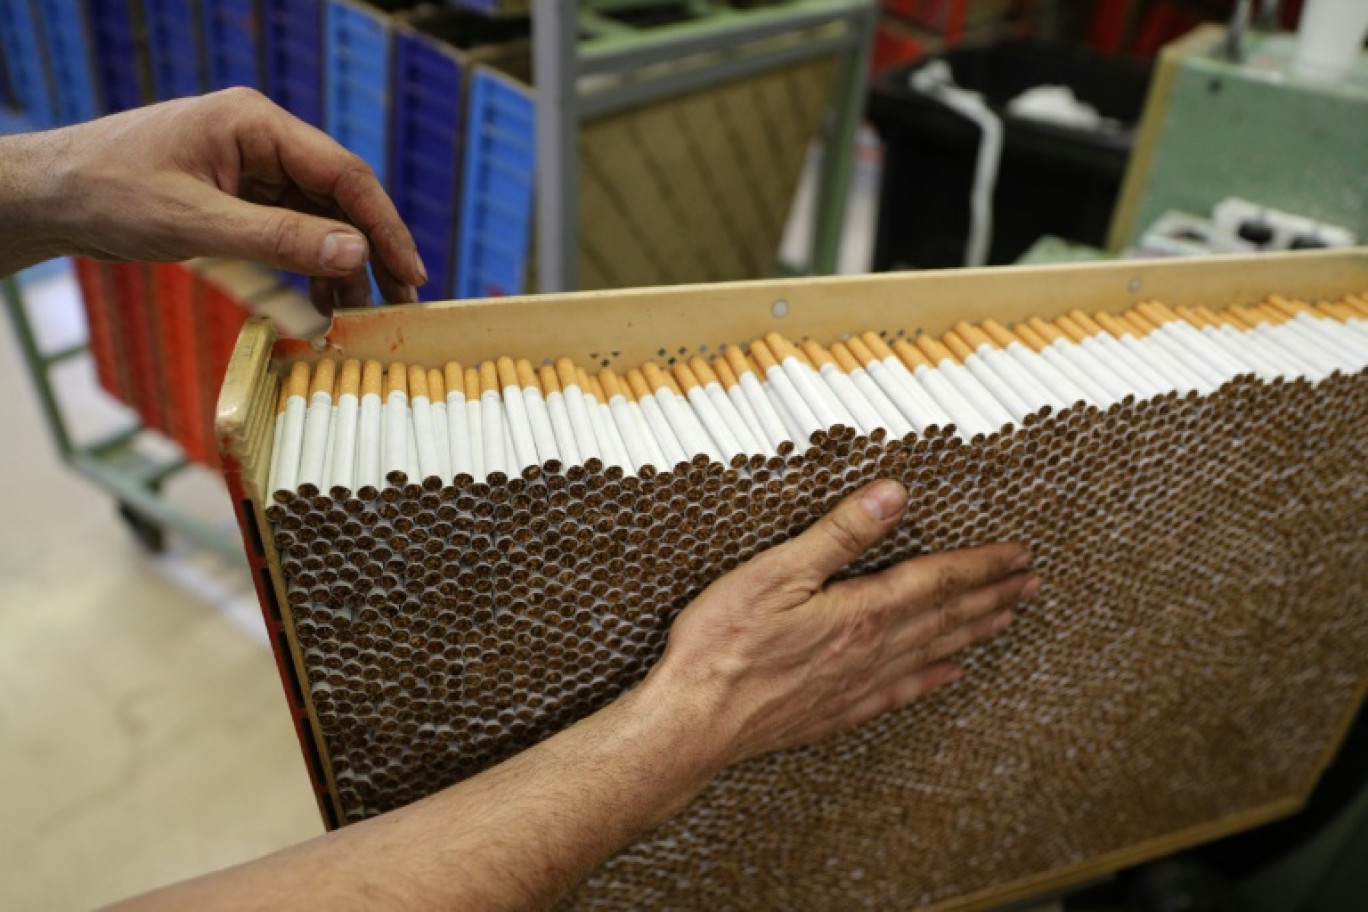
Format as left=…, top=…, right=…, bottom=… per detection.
left=107, top=262, right=167, bottom=434
left=73, top=257, right=129, bottom=402
left=150, top=262, right=206, bottom=461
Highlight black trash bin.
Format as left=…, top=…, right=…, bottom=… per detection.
left=868, top=40, right=1153, bottom=270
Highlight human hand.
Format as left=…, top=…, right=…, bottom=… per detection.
left=20, top=88, right=424, bottom=313
left=645, top=480, right=1036, bottom=767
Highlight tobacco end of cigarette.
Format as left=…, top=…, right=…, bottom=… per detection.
left=361, top=360, right=383, bottom=398
left=386, top=362, right=407, bottom=397
left=286, top=361, right=310, bottom=399
left=515, top=358, right=538, bottom=390
left=408, top=364, right=429, bottom=399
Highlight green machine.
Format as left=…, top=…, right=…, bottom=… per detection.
left=1108, top=23, right=1368, bottom=254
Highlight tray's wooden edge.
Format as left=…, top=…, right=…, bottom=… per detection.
left=933, top=795, right=1305, bottom=912
left=279, top=248, right=1368, bottom=370
left=216, top=317, right=345, bottom=828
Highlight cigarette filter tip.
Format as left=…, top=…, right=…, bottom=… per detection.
left=444, top=361, right=464, bottom=396
left=386, top=362, right=407, bottom=396
left=286, top=361, right=311, bottom=399
left=361, top=360, right=383, bottom=398
left=408, top=364, right=429, bottom=399
left=339, top=359, right=361, bottom=397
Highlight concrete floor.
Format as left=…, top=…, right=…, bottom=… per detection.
left=0, top=267, right=322, bottom=911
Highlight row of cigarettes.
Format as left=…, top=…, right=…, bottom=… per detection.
left=267, top=294, right=1368, bottom=500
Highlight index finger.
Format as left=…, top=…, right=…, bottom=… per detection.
left=257, top=107, right=426, bottom=291
left=850, top=542, right=1031, bottom=609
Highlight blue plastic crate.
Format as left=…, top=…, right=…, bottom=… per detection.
left=34, top=0, right=100, bottom=124
left=457, top=67, right=534, bottom=300
left=263, top=0, right=322, bottom=126
left=86, top=0, right=145, bottom=113
left=143, top=0, right=205, bottom=100
left=0, top=0, right=56, bottom=128
left=203, top=0, right=260, bottom=90
left=323, top=0, right=391, bottom=183
left=390, top=28, right=463, bottom=300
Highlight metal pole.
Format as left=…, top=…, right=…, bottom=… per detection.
left=810, top=3, right=875, bottom=276
left=2, top=276, right=75, bottom=458
left=534, top=0, right=581, bottom=293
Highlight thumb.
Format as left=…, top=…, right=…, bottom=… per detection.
left=181, top=185, right=371, bottom=277
left=770, top=480, right=908, bottom=589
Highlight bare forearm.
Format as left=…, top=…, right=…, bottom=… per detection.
left=0, top=131, right=73, bottom=276
left=111, top=671, right=727, bottom=912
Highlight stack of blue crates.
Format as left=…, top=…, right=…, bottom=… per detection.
left=203, top=0, right=261, bottom=90
left=1, top=0, right=541, bottom=300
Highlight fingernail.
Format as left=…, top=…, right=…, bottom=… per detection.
left=320, top=231, right=367, bottom=270
left=1022, top=575, right=1041, bottom=598
left=860, top=480, right=907, bottom=520
left=413, top=250, right=429, bottom=285
left=993, top=611, right=1015, bottom=631
left=1011, top=549, right=1032, bottom=571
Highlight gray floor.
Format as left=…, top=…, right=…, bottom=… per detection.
left=0, top=269, right=321, bottom=911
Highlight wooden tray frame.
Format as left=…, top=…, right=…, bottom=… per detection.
left=217, top=248, right=1368, bottom=905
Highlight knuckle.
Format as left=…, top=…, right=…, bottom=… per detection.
left=932, top=564, right=966, bottom=604
left=263, top=212, right=304, bottom=263
left=820, top=512, right=867, bottom=559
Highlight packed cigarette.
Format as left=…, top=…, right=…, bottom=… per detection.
left=766, top=333, right=855, bottom=433
left=497, top=357, right=540, bottom=474
left=674, top=361, right=747, bottom=465
left=980, top=319, right=1091, bottom=408
left=276, top=378, right=313, bottom=494
left=511, top=359, right=560, bottom=470
left=478, top=362, right=508, bottom=481
left=690, top=357, right=767, bottom=455
left=327, top=360, right=361, bottom=496
left=556, top=359, right=601, bottom=464
left=801, top=340, right=887, bottom=437
left=540, top=364, right=583, bottom=469
left=599, top=368, right=656, bottom=474
left=716, top=350, right=793, bottom=452
left=888, top=336, right=995, bottom=439
left=584, top=370, right=628, bottom=473
left=911, top=333, right=1015, bottom=430
left=953, top=321, right=1063, bottom=412
left=844, top=335, right=942, bottom=433
left=356, top=360, right=384, bottom=494
left=295, top=358, right=336, bottom=494
left=408, top=365, right=441, bottom=482
left=1056, top=313, right=1166, bottom=399
left=750, top=338, right=823, bottom=443
left=463, top=367, right=485, bottom=482
left=444, top=363, right=473, bottom=482
left=428, top=368, right=452, bottom=482
left=383, top=363, right=409, bottom=486
left=829, top=341, right=915, bottom=438
left=721, top=346, right=796, bottom=452
left=266, top=292, right=1368, bottom=500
